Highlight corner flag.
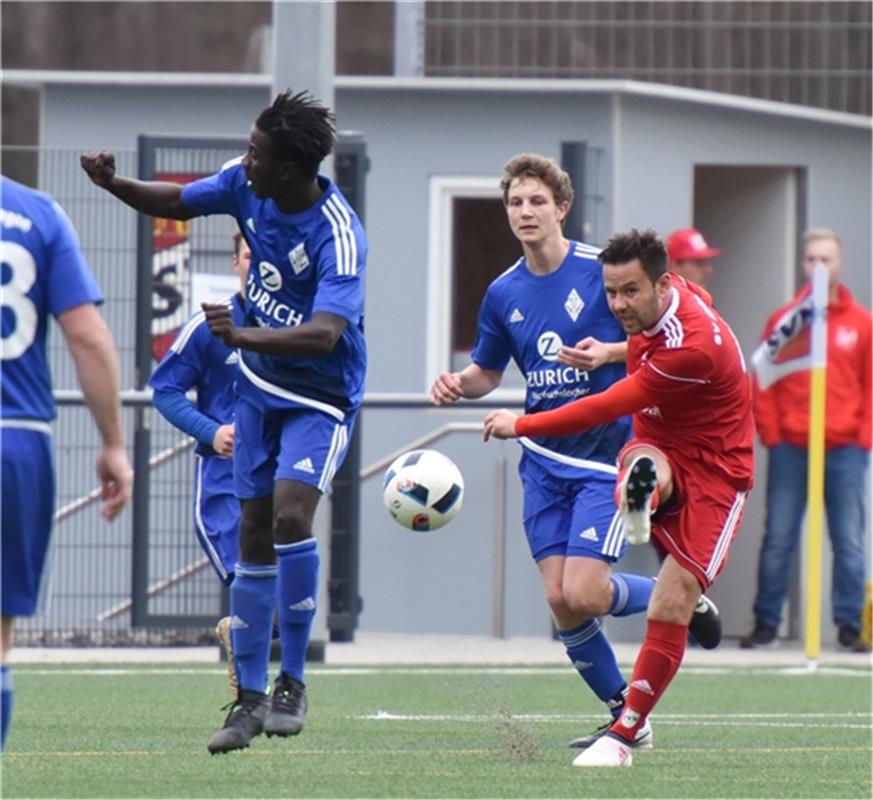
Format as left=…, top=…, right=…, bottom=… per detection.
left=751, top=264, right=829, bottom=664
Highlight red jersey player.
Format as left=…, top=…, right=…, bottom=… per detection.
left=484, top=228, right=754, bottom=768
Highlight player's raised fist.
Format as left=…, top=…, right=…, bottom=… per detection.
left=80, top=151, right=116, bottom=188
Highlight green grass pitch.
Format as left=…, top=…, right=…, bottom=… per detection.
left=2, top=661, right=870, bottom=799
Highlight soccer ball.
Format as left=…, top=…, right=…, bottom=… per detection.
left=382, top=449, right=465, bottom=532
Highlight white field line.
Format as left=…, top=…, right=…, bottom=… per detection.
left=11, top=665, right=870, bottom=677
left=358, top=710, right=872, bottom=730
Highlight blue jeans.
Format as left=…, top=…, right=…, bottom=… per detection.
left=753, top=443, right=869, bottom=630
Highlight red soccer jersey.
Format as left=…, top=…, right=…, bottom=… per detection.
left=628, top=277, right=754, bottom=489
left=516, top=275, right=755, bottom=490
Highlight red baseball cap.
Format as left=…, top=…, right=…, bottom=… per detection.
left=667, top=228, right=721, bottom=261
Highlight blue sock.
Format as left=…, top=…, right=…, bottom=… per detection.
left=608, top=573, right=656, bottom=617
left=275, top=538, right=319, bottom=684
left=1, top=665, right=12, bottom=749
left=558, top=619, right=626, bottom=711
left=230, top=562, right=277, bottom=694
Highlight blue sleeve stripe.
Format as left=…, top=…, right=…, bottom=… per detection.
left=322, top=195, right=358, bottom=276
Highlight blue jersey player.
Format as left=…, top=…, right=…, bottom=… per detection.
left=1, top=176, right=133, bottom=750
left=81, top=90, right=366, bottom=755
left=431, top=154, right=720, bottom=756
left=149, top=232, right=249, bottom=587
left=148, top=231, right=251, bottom=694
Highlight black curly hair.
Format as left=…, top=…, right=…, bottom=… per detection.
left=600, top=228, right=667, bottom=285
left=255, top=90, right=336, bottom=180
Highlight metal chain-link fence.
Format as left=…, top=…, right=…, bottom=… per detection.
left=5, top=145, right=237, bottom=646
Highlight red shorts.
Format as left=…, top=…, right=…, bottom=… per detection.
left=619, top=440, right=749, bottom=589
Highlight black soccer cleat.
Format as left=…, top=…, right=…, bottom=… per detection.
left=207, top=689, right=269, bottom=754
left=620, top=456, right=658, bottom=545
left=688, top=594, right=722, bottom=650
left=264, top=674, right=308, bottom=737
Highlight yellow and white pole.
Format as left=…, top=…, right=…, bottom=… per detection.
left=804, top=264, right=829, bottom=664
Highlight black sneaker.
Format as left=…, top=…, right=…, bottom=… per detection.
left=739, top=621, right=777, bottom=649
left=264, top=674, right=308, bottom=737
left=207, top=689, right=269, bottom=754
left=688, top=594, right=722, bottom=650
left=837, top=625, right=870, bottom=651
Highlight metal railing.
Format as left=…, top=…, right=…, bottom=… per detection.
left=17, top=390, right=523, bottom=645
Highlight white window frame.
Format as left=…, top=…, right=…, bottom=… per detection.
left=425, top=175, right=525, bottom=402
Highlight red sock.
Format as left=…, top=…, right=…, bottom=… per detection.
left=610, top=619, right=686, bottom=742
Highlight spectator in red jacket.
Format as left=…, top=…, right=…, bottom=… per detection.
left=666, top=227, right=721, bottom=289
left=741, top=228, right=872, bottom=652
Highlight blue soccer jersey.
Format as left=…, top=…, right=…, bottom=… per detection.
left=149, top=293, right=246, bottom=456
left=148, top=293, right=246, bottom=584
left=180, top=161, right=367, bottom=419
left=1, top=177, right=104, bottom=422
left=472, top=240, right=630, bottom=477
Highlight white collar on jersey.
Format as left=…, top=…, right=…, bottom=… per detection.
left=643, top=286, right=680, bottom=338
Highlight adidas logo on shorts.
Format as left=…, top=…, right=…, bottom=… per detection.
left=293, top=457, right=315, bottom=474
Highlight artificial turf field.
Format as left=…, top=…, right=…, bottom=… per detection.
left=1, top=661, right=870, bottom=799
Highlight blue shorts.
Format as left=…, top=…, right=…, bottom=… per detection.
left=1, top=427, right=55, bottom=616
left=194, top=455, right=239, bottom=586
left=233, top=385, right=357, bottom=499
left=519, top=451, right=626, bottom=563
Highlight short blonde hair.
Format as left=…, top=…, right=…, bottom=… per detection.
left=500, top=153, right=574, bottom=207
left=803, top=227, right=843, bottom=252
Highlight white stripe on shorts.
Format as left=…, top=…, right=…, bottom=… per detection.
left=318, top=423, right=349, bottom=493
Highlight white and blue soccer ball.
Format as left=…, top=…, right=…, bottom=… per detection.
left=382, top=449, right=465, bottom=532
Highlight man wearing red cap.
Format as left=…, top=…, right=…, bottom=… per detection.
left=667, top=228, right=721, bottom=288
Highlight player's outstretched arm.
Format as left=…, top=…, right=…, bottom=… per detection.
left=80, top=150, right=196, bottom=221
left=431, top=364, right=502, bottom=406
left=58, top=303, right=133, bottom=520
left=486, top=372, right=650, bottom=442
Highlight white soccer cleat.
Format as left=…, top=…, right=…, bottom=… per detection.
left=569, top=717, right=653, bottom=750
left=572, top=733, right=634, bottom=768
left=620, top=455, right=659, bottom=545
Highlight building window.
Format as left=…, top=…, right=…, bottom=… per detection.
left=427, top=177, right=525, bottom=393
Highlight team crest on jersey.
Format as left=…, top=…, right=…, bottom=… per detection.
left=565, top=288, right=585, bottom=322
left=835, top=325, right=858, bottom=350
left=259, top=261, right=283, bottom=291
left=288, top=243, right=310, bottom=275
left=536, top=331, right=564, bottom=361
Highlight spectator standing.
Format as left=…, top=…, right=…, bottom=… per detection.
left=666, top=227, right=721, bottom=289
left=741, top=228, right=872, bottom=652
